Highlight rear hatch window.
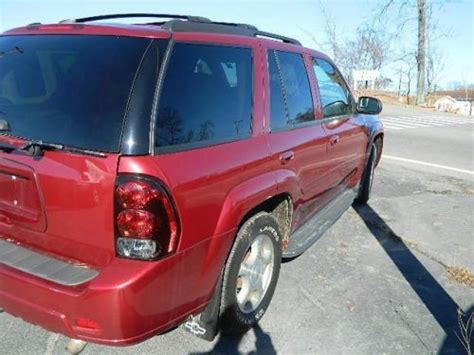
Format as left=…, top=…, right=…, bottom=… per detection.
left=0, top=35, right=151, bottom=152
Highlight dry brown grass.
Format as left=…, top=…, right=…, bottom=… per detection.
left=456, top=308, right=473, bottom=355
left=447, top=267, right=474, bottom=288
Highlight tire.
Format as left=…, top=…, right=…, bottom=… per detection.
left=219, top=212, right=282, bottom=335
left=356, top=143, right=377, bottom=204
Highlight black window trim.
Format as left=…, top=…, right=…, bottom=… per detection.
left=119, top=38, right=160, bottom=155
left=152, top=40, right=255, bottom=155
left=270, top=119, right=322, bottom=133
left=311, top=56, right=356, bottom=121
left=267, top=49, right=317, bottom=134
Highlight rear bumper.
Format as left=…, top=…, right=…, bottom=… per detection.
left=0, top=242, right=185, bottom=345
left=0, top=228, right=235, bottom=345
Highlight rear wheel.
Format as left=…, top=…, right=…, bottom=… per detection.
left=356, top=143, right=377, bottom=204
left=219, top=212, right=282, bottom=335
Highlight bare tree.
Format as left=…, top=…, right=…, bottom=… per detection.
left=378, top=0, right=426, bottom=103
left=404, top=60, right=416, bottom=105
left=415, top=0, right=426, bottom=104
left=394, top=53, right=417, bottom=104
left=377, top=0, right=450, bottom=104
left=426, top=48, right=446, bottom=95
left=425, top=2, right=447, bottom=95
left=304, top=4, right=391, bottom=86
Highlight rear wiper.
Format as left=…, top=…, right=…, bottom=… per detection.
left=20, top=140, right=106, bottom=157
left=0, top=138, right=106, bottom=157
left=0, top=141, right=18, bottom=153
left=0, top=140, right=63, bottom=156
left=21, top=141, right=66, bottom=157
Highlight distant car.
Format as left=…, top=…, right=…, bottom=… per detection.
left=0, top=13, right=383, bottom=352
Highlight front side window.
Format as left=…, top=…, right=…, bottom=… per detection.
left=268, top=50, right=314, bottom=131
left=155, top=43, right=253, bottom=150
left=312, top=58, right=352, bottom=118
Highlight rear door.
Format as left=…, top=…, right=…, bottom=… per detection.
left=265, top=48, right=332, bottom=229
left=140, top=37, right=274, bottom=313
left=311, top=57, right=368, bottom=194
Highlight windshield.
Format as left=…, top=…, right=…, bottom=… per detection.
left=0, top=35, right=151, bottom=152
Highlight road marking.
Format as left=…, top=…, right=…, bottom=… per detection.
left=385, top=116, right=467, bottom=125
left=382, top=119, right=431, bottom=127
left=380, top=115, right=474, bottom=130
left=383, top=123, right=417, bottom=129
left=398, top=115, right=471, bottom=123
left=383, top=155, right=474, bottom=175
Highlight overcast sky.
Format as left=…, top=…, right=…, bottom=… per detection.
left=0, top=0, right=472, bottom=89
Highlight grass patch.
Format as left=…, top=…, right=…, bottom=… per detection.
left=448, top=267, right=474, bottom=288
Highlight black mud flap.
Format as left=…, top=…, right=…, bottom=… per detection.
left=181, top=275, right=222, bottom=342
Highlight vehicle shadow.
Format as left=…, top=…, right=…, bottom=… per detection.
left=353, top=203, right=466, bottom=354
left=191, top=324, right=276, bottom=355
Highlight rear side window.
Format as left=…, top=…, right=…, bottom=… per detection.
left=0, top=35, right=151, bottom=152
left=268, top=50, right=314, bottom=131
left=155, top=43, right=253, bottom=151
left=312, top=58, right=352, bottom=118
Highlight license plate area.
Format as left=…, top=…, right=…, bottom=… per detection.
left=0, top=157, right=46, bottom=232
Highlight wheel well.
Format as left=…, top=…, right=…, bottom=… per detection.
left=238, top=194, right=293, bottom=250
left=373, top=134, right=383, bottom=165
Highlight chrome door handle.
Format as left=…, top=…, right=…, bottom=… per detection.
left=279, top=151, right=295, bottom=164
left=329, top=135, right=340, bottom=146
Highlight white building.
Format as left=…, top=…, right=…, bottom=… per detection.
left=434, top=96, right=473, bottom=116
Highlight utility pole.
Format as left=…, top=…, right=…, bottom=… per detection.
left=416, top=0, right=426, bottom=105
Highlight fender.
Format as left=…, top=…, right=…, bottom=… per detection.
left=213, top=171, right=280, bottom=236
left=186, top=170, right=300, bottom=337
left=363, top=118, right=384, bottom=166
left=187, top=172, right=282, bottom=316
left=273, top=168, right=301, bottom=206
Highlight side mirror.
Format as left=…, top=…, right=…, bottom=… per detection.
left=357, top=96, right=382, bottom=115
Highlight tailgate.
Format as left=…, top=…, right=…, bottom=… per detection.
left=0, top=151, right=119, bottom=267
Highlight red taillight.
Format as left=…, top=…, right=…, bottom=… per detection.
left=114, top=175, right=180, bottom=260
left=28, top=24, right=84, bottom=31
left=116, top=181, right=159, bottom=209
left=117, top=209, right=157, bottom=239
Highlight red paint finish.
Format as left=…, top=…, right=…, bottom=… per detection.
left=2, top=23, right=171, bottom=39
left=0, top=20, right=383, bottom=346
left=0, top=151, right=119, bottom=267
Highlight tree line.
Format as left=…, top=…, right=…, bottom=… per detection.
left=312, top=0, right=452, bottom=105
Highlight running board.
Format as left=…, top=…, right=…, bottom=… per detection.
left=283, top=189, right=356, bottom=258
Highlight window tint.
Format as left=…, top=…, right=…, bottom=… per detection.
left=156, top=43, right=253, bottom=150
left=312, top=58, right=352, bottom=118
left=268, top=51, right=289, bottom=130
left=0, top=35, right=151, bottom=152
left=268, top=50, right=314, bottom=131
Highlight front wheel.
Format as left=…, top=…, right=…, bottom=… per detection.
left=356, top=143, right=377, bottom=204
left=219, top=212, right=282, bottom=335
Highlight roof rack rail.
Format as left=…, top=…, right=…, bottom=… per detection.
left=255, top=31, right=301, bottom=45
left=60, top=13, right=212, bottom=24
left=162, top=19, right=302, bottom=45
left=58, top=13, right=301, bottom=46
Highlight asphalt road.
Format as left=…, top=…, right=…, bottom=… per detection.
left=1, top=104, right=473, bottom=354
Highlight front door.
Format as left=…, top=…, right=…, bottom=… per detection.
left=311, top=57, right=368, bottom=195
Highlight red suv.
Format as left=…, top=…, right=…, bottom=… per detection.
left=0, top=14, right=383, bottom=351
